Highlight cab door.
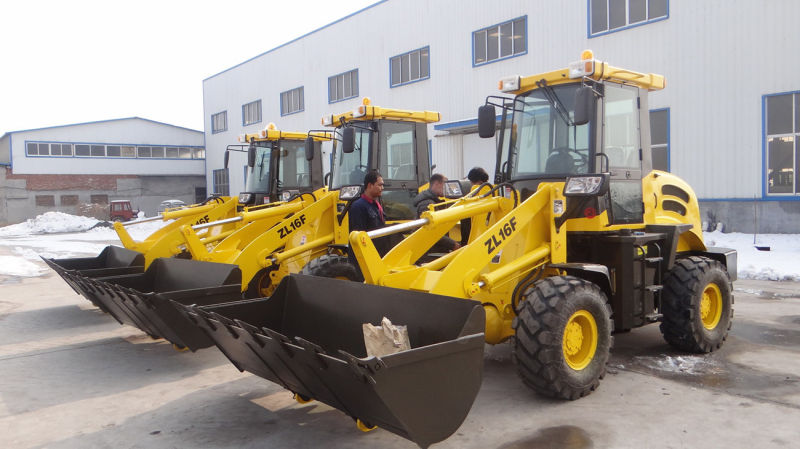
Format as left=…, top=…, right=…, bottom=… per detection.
left=602, top=83, right=644, bottom=224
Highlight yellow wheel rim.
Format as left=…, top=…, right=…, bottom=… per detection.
left=257, top=272, right=277, bottom=297
left=356, top=419, right=377, bottom=432
left=293, top=393, right=313, bottom=404
left=562, top=310, right=598, bottom=371
left=700, top=283, right=723, bottom=330
left=172, top=344, right=189, bottom=352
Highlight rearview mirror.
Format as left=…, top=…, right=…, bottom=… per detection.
left=247, top=144, right=256, bottom=168
left=305, top=136, right=315, bottom=161
left=223, top=150, right=230, bottom=169
left=478, top=104, right=496, bottom=138
left=341, top=127, right=355, bottom=153
left=574, top=86, right=594, bottom=126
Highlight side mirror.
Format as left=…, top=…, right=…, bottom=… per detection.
left=247, top=144, right=256, bottom=168
left=478, top=104, right=496, bottom=138
left=574, top=86, right=594, bottom=126
left=341, top=127, right=355, bottom=153
left=223, top=150, right=230, bottom=169
left=305, top=137, right=315, bottom=161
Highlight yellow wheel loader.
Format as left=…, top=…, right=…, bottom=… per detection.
left=42, top=125, right=326, bottom=342
left=183, top=53, right=736, bottom=448
left=66, top=103, right=439, bottom=351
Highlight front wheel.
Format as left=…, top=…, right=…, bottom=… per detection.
left=300, top=254, right=360, bottom=281
left=513, top=276, right=613, bottom=400
left=660, top=256, right=733, bottom=353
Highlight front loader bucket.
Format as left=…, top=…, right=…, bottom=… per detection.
left=42, top=246, right=145, bottom=312
left=183, top=274, right=486, bottom=448
left=71, top=258, right=241, bottom=346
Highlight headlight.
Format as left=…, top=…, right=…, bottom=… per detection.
left=564, top=175, right=608, bottom=196
left=339, top=185, right=362, bottom=201
left=238, top=193, right=253, bottom=204
left=443, top=180, right=464, bottom=198
left=281, top=190, right=299, bottom=201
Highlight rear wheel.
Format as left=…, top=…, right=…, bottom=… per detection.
left=660, top=256, right=733, bottom=353
left=300, top=254, right=360, bottom=281
left=513, top=276, right=612, bottom=400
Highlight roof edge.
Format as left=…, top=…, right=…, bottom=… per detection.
left=3, top=117, right=202, bottom=135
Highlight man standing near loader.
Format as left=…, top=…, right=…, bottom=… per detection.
left=349, top=169, right=386, bottom=234
left=414, top=173, right=460, bottom=252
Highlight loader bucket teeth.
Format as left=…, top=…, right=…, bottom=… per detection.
left=42, top=246, right=145, bottom=312
left=59, top=258, right=243, bottom=350
left=180, top=274, right=486, bottom=448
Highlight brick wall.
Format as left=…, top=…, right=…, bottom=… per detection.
left=5, top=170, right=137, bottom=190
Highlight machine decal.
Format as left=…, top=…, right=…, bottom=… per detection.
left=484, top=216, right=518, bottom=254
left=278, top=214, right=307, bottom=239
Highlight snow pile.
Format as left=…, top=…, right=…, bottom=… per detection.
left=0, top=212, right=100, bottom=236
left=0, top=255, right=46, bottom=277
left=633, top=354, right=722, bottom=375
left=703, top=231, right=800, bottom=281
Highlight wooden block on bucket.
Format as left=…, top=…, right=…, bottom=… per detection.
left=363, top=317, right=410, bottom=357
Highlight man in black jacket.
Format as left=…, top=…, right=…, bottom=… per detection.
left=413, top=173, right=459, bottom=252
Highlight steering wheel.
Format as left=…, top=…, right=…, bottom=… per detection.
left=546, top=147, right=586, bottom=174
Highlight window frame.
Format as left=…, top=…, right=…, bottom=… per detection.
left=328, top=69, right=359, bottom=103
left=588, top=0, right=669, bottom=38
left=211, top=111, right=228, bottom=134
left=471, top=16, right=527, bottom=67
left=242, top=99, right=262, bottom=126
left=213, top=167, right=230, bottom=196
left=23, top=140, right=205, bottom=160
left=649, top=107, right=670, bottom=172
left=280, top=86, right=305, bottom=116
left=763, top=91, right=800, bottom=198
left=389, top=46, right=431, bottom=88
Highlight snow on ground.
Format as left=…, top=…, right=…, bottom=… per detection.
left=0, top=212, right=799, bottom=280
left=704, top=230, right=800, bottom=281
left=0, top=213, right=171, bottom=276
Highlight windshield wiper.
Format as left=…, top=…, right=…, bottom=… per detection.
left=536, top=79, right=574, bottom=127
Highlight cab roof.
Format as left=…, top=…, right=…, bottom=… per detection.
left=506, top=59, right=665, bottom=95
left=323, top=98, right=440, bottom=127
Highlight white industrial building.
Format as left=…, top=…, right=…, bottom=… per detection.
left=0, top=117, right=207, bottom=224
left=202, top=0, right=800, bottom=232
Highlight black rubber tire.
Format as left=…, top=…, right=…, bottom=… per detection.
left=660, top=256, right=733, bottom=353
left=512, top=276, right=613, bottom=400
left=300, top=254, right=360, bottom=281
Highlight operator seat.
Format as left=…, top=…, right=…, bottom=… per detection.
left=545, top=147, right=575, bottom=174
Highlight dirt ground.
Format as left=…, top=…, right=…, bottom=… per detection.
left=1, top=264, right=799, bottom=448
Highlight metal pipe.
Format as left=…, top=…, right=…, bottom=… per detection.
left=366, top=218, right=429, bottom=239
left=192, top=216, right=242, bottom=230
left=122, top=215, right=163, bottom=225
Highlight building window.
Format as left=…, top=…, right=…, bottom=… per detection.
left=60, top=195, right=79, bottom=206
left=75, top=144, right=90, bottom=156
left=650, top=108, right=669, bottom=172
left=242, top=100, right=262, bottom=126
left=35, top=195, right=55, bottom=207
left=212, top=111, right=227, bottom=134
left=280, top=87, right=304, bottom=116
left=390, top=47, right=430, bottom=87
left=24, top=142, right=204, bottom=159
left=90, top=194, right=108, bottom=205
left=195, top=186, right=207, bottom=203
left=193, top=148, right=206, bottom=159
left=765, top=92, right=800, bottom=195
left=589, top=0, right=668, bottom=37
left=329, top=69, right=359, bottom=103
left=213, top=168, right=230, bottom=196
left=473, top=17, right=526, bottom=66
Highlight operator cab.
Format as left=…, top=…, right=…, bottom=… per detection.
left=227, top=124, right=325, bottom=208
left=323, top=98, right=436, bottom=221
left=479, top=50, right=661, bottom=225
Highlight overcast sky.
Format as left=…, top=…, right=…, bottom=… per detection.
left=0, top=0, right=377, bottom=134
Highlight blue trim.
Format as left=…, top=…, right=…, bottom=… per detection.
left=699, top=197, right=800, bottom=202
left=389, top=46, right=431, bottom=88
left=649, top=107, right=670, bottom=172
left=2, top=117, right=202, bottom=136
left=587, top=0, right=669, bottom=39
left=762, top=90, right=800, bottom=199
left=211, top=111, right=228, bottom=134
left=8, top=133, right=12, bottom=170
left=204, top=1, right=389, bottom=82
left=433, top=115, right=503, bottom=131
left=471, top=16, right=528, bottom=68
left=328, top=69, right=360, bottom=104
left=22, top=139, right=205, bottom=160
left=241, top=100, right=262, bottom=127
left=280, top=87, right=305, bottom=117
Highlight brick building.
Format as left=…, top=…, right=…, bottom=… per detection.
left=0, top=117, right=207, bottom=224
